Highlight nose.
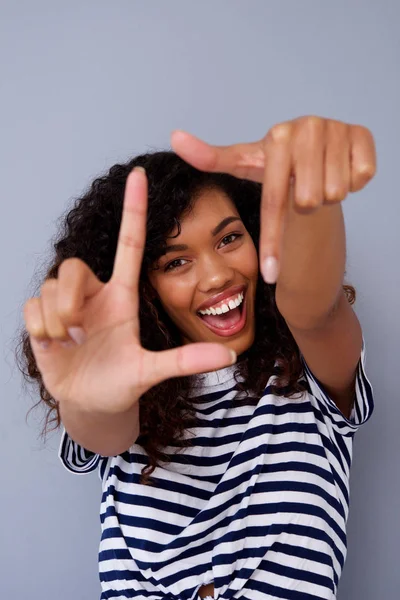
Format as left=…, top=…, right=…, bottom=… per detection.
left=197, top=253, right=235, bottom=293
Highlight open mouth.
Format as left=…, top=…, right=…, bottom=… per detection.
left=196, top=288, right=247, bottom=337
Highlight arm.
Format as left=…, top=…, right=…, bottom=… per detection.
left=275, top=200, right=346, bottom=328
left=59, top=399, right=140, bottom=457
left=275, top=200, right=362, bottom=419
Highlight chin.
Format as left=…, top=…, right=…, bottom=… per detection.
left=230, top=330, right=254, bottom=358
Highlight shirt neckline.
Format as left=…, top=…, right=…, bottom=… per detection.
left=190, top=363, right=239, bottom=389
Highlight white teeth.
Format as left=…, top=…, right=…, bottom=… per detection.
left=198, top=291, right=245, bottom=315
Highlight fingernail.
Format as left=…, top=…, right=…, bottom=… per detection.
left=67, top=327, right=86, bottom=345
left=135, top=166, right=146, bottom=174
left=261, top=256, right=279, bottom=284
left=229, top=349, right=237, bottom=365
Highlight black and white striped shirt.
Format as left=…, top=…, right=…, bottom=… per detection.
left=60, top=337, right=374, bottom=600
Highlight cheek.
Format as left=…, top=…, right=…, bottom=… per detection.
left=239, top=241, right=259, bottom=277
left=156, top=281, right=194, bottom=317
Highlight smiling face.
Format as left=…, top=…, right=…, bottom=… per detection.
left=148, top=187, right=259, bottom=357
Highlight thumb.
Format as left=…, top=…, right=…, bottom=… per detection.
left=149, top=343, right=237, bottom=386
left=171, top=130, right=265, bottom=182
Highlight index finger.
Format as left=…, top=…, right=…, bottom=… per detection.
left=171, top=130, right=265, bottom=182
left=259, top=136, right=292, bottom=284
left=112, top=167, right=148, bottom=289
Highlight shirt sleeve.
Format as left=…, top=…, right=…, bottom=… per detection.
left=300, top=334, right=374, bottom=436
left=58, top=428, right=101, bottom=474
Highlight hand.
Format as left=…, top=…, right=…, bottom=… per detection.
left=171, top=116, right=376, bottom=283
left=23, top=169, right=235, bottom=415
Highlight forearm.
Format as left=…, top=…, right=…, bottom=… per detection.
left=59, top=400, right=140, bottom=457
left=275, top=200, right=346, bottom=329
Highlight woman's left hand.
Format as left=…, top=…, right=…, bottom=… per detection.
left=171, top=116, right=376, bottom=283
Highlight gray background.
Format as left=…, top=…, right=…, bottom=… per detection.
left=1, top=1, right=399, bottom=598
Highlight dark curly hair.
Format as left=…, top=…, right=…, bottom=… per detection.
left=15, top=151, right=355, bottom=486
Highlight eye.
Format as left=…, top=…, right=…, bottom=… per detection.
left=163, top=233, right=243, bottom=272
left=164, top=258, right=188, bottom=272
left=219, top=233, right=243, bottom=247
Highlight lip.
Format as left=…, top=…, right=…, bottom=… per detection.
left=195, top=283, right=247, bottom=313
left=197, top=290, right=248, bottom=337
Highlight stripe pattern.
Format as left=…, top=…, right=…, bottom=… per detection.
left=59, top=337, right=374, bottom=600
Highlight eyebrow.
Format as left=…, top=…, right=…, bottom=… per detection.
left=162, top=216, right=242, bottom=256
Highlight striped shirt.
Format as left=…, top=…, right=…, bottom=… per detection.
left=59, top=337, right=374, bottom=600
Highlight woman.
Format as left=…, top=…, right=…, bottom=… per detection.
left=18, top=116, right=375, bottom=600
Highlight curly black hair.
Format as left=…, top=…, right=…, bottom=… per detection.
left=15, top=151, right=355, bottom=485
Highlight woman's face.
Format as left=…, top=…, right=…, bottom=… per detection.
left=148, top=188, right=259, bottom=357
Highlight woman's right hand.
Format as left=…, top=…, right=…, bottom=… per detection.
left=23, top=168, right=236, bottom=416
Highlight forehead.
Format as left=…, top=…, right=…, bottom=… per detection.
left=170, top=188, right=239, bottom=237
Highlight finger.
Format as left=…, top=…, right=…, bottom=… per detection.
left=24, top=304, right=77, bottom=395
left=293, top=118, right=325, bottom=210
left=259, top=127, right=292, bottom=284
left=324, top=121, right=350, bottom=204
left=23, top=297, right=51, bottom=347
left=41, top=279, right=68, bottom=339
left=148, top=343, right=236, bottom=386
left=171, top=130, right=265, bottom=182
left=23, top=297, right=72, bottom=356
left=112, top=167, right=148, bottom=289
left=349, top=125, right=377, bottom=192
left=57, top=258, right=102, bottom=325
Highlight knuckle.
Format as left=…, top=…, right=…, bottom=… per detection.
left=23, top=299, right=37, bottom=322
left=23, top=300, right=44, bottom=338
left=267, top=123, right=291, bottom=144
left=45, top=312, right=67, bottom=338
left=264, top=192, right=282, bottom=211
left=125, top=201, right=147, bottom=217
left=40, top=281, right=68, bottom=338
left=45, top=312, right=68, bottom=339
left=57, top=294, right=77, bottom=325
left=353, top=124, right=373, bottom=138
left=61, top=256, right=81, bottom=268
left=325, top=185, right=347, bottom=202
left=57, top=300, right=77, bottom=322
left=356, top=162, right=376, bottom=180
left=327, top=120, right=348, bottom=144
left=303, top=115, right=324, bottom=130
left=295, top=192, right=321, bottom=208
left=49, top=326, right=67, bottom=340
left=58, top=292, right=85, bottom=328
left=59, top=257, right=84, bottom=276
left=296, top=116, right=325, bottom=142
left=24, top=297, right=38, bottom=313
left=41, top=278, right=57, bottom=295
left=30, top=326, right=46, bottom=339
left=120, top=233, right=142, bottom=250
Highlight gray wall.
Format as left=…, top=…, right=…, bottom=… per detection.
left=1, top=1, right=399, bottom=598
